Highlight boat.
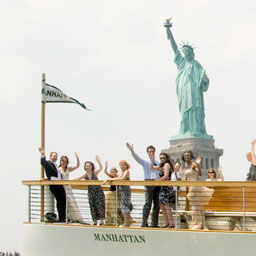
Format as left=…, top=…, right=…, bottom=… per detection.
left=21, top=179, right=256, bottom=256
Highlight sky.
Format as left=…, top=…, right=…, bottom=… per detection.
left=0, top=0, right=256, bottom=251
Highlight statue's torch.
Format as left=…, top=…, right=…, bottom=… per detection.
left=164, top=17, right=172, bottom=39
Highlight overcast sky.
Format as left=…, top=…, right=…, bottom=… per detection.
left=0, top=0, right=256, bottom=251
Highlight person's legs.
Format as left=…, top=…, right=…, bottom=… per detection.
left=50, top=185, right=66, bottom=222
left=88, top=198, right=97, bottom=225
left=105, top=191, right=115, bottom=225
left=151, top=186, right=160, bottom=227
left=96, top=194, right=105, bottom=223
left=142, top=186, right=154, bottom=227
left=160, top=204, right=168, bottom=227
left=123, top=213, right=131, bottom=227
left=165, top=203, right=174, bottom=228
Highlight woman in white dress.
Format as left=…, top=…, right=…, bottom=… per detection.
left=182, top=151, right=214, bottom=230
left=59, top=153, right=84, bottom=223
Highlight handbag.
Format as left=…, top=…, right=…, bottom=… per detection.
left=44, top=212, right=57, bottom=223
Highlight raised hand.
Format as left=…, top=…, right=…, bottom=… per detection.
left=246, top=152, right=252, bottom=162
left=75, top=152, right=79, bottom=158
left=195, top=157, right=201, bottom=165
left=39, top=147, right=45, bottom=155
left=126, top=143, right=134, bottom=152
left=251, top=139, right=256, bottom=146
left=96, top=155, right=101, bottom=163
left=149, top=155, right=155, bottom=162
left=105, top=161, right=108, bottom=169
left=217, top=165, right=224, bottom=181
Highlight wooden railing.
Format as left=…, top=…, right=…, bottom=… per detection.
left=22, top=180, right=256, bottom=187
left=204, top=186, right=256, bottom=212
left=22, top=180, right=256, bottom=230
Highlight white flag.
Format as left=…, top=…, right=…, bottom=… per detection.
left=41, top=83, right=88, bottom=110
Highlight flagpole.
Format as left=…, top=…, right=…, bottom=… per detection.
left=41, top=73, right=45, bottom=179
left=41, top=73, right=46, bottom=221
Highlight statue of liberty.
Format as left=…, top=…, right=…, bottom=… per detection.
left=164, top=19, right=212, bottom=140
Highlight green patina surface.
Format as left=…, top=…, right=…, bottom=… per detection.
left=164, top=20, right=212, bottom=140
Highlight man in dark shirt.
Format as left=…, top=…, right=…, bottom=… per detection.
left=39, top=147, right=66, bottom=222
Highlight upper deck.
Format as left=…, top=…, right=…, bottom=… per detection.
left=22, top=179, right=256, bottom=228
left=21, top=180, right=256, bottom=256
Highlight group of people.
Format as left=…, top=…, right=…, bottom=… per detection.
left=126, top=143, right=226, bottom=229
left=39, top=141, right=230, bottom=230
left=39, top=148, right=133, bottom=226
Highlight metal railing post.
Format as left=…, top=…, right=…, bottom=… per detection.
left=65, top=185, right=68, bottom=224
left=28, top=185, right=31, bottom=222
left=242, top=186, right=245, bottom=231
left=175, top=188, right=178, bottom=228
left=116, top=186, right=118, bottom=227
left=40, top=185, right=44, bottom=222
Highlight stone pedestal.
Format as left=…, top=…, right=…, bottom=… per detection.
left=162, top=138, right=223, bottom=180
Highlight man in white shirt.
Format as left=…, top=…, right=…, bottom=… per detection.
left=126, top=143, right=160, bottom=227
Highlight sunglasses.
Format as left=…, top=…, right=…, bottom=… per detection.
left=208, top=171, right=214, bottom=174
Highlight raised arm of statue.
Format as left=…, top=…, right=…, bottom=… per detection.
left=165, top=25, right=179, bottom=56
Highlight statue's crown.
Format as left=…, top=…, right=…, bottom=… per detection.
left=180, top=41, right=195, bottom=51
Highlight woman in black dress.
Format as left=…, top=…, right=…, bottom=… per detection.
left=75, top=156, right=105, bottom=225
left=150, top=153, right=174, bottom=228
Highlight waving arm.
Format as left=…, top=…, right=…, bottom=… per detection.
left=157, top=163, right=171, bottom=181
left=69, top=152, right=80, bottom=172
left=104, top=161, right=113, bottom=178
left=217, top=166, right=224, bottom=181
left=251, top=140, right=256, bottom=165
left=108, top=170, right=130, bottom=181
left=94, top=155, right=103, bottom=176
left=150, top=159, right=160, bottom=171
left=74, top=174, right=85, bottom=180
left=192, top=162, right=202, bottom=176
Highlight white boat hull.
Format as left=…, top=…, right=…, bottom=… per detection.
left=21, top=223, right=255, bottom=256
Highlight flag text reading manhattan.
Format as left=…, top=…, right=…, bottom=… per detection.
left=41, top=83, right=88, bottom=110
left=42, top=87, right=68, bottom=100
